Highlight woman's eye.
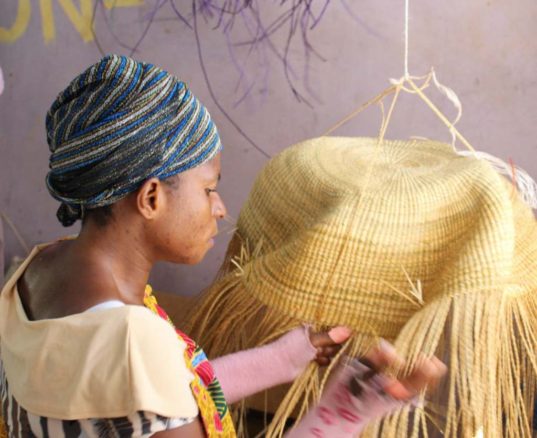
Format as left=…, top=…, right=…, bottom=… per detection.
left=205, top=188, right=217, bottom=195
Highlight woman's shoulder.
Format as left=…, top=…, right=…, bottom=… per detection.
left=16, top=240, right=125, bottom=319
left=90, top=305, right=200, bottom=418
left=1, top=302, right=198, bottom=420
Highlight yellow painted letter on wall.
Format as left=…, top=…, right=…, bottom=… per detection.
left=39, top=0, right=55, bottom=43
left=0, top=0, right=31, bottom=43
left=40, top=0, right=95, bottom=43
left=104, top=0, right=143, bottom=9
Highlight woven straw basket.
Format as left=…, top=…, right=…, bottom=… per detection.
left=189, top=137, right=537, bottom=437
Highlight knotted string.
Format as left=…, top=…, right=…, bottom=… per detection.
left=322, top=0, right=537, bottom=209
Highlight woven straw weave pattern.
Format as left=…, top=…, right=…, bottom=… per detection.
left=190, top=136, right=537, bottom=437
left=233, top=137, right=530, bottom=338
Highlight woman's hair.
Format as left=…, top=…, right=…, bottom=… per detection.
left=45, top=54, right=221, bottom=227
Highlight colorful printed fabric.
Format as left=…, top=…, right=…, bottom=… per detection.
left=143, top=286, right=236, bottom=437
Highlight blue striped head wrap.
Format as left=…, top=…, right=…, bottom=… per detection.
left=46, top=54, right=222, bottom=226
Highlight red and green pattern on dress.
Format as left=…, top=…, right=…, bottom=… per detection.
left=143, top=286, right=236, bottom=437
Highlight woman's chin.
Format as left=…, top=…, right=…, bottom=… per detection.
left=181, top=248, right=211, bottom=265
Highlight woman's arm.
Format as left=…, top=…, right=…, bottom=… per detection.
left=211, top=326, right=350, bottom=404
left=284, top=343, right=447, bottom=438
left=153, top=341, right=446, bottom=438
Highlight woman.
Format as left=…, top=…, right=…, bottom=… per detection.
left=0, top=55, right=445, bottom=438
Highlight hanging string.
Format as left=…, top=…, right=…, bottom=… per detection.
left=405, top=75, right=473, bottom=152
left=321, top=0, right=537, bottom=210
left=324, top=0, right=466, bottom=145
left=404, top=0, right=410, bottom=78
left=392, top=0, right=467, bottom=149
left=322, top=85, right=396, bottom=136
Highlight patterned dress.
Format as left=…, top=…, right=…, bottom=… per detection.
left=143, top=286, right=236, bottom=437
left=0, top=287, right=237, bottom=438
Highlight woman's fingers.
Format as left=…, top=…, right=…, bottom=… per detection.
left=399, top=355, right=447, bottom=395
left=360, top=341, right=411, bottom=400
left=309, top=326, right=351, bottom=366
left=310, top=326, right=352, bottom=348
left=310, top=330, right=448, bottom=395
left=309, top=331, right=335, bottom=348
left=362, top=339, right=406, bottom=371
left=381, top=378, right=416, bottom=400
left=315, top=356, right=331, bottom=366
left=318, top=345, right=341, bottom=357
left=359, top=341, right=447, bottom=401
left=382, top=354, right=447, bottom=400
left=313, top=345, right=342, bottom=365
left=327, top=326, right=352, bottom=343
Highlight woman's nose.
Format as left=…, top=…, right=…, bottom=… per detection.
left=213, top=193, right=227, bottom=219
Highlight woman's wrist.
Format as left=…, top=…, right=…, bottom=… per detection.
left=284, top=358, right=412, bottom=438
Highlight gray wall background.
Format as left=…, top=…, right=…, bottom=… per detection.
left=1, top=0, right=536, bottom=295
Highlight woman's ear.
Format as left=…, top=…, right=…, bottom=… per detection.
left=136, top=177, right=165, bottom=219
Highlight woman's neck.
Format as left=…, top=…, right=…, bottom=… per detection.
left=75, top=219, right=154, bottom=305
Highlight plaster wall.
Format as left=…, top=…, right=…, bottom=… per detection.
left=1, top=0, right=535, bottom=294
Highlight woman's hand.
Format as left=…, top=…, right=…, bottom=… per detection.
left=284, top=338, right=447, bottom=437
left=355, top=340, right=447, bottom=400
left=310, top=327, right=446, bottom=398
left=309, top=326, right=352, bottom=366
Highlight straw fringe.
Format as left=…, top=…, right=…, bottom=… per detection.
left=189, top=241, right=537, bottom=437
left=188, top=137, right=537, bottom=437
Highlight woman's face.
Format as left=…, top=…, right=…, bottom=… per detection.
left=155, top=153, right=227, bottom=265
